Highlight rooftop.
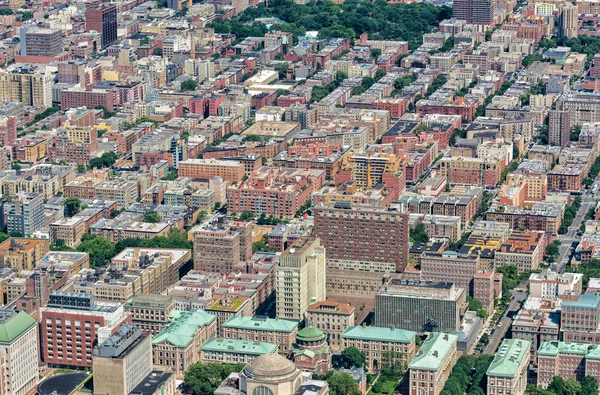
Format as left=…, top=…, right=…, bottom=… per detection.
left=222, top=316, right=298, bottom=333
left=487, top=339, right=530, bottom=378
left=201, top=338, right=279, bottom=355
left=408, top=333, right=458, bottom=371
left=342, top=325, right=416, bottom=344
left=152, top=309, right=216, bottom=348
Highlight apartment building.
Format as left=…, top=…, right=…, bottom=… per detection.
left=152, top=309, right=217, bottom=376
left=5, top=192, right=45, bottom=236
left=48, top=127, right=99, bottom=164
left=0, top=64, right=53, bottom=108
left=375, top=278, right=466, bottom=333
left=420, top=251, right=484, bottom=295
left=408, top=333, right=458, bottom=395
left=306, top=301, right=355, bottom=351
left=314, top=202, right=409, bottom=295
left=529, top=271, right=583, bottom=300
left=178, top=159, right=245, bottom=183
left=222, top=316, right=299, bottom=355
left=342, top=325, right=417, bottom=373
left=495, top=231, right=545, bottom=272
left=0, top=238, right=49, bottom=271
left=486, top=339, right=530, bottom=395
left=438, top=157, right=502, bottom=188
left=561, top=294, right=600, bottom=344
left=276, top=237, right=326, bottom=321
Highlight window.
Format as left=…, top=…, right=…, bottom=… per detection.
left=252, top=386, right=274, bottom=395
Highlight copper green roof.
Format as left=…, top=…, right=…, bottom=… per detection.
left=0, top=310, right=36, bottom=344
left=408, top=333, right=458, bottom=371
left=342, top=326, right=416, bottom=344
left=487, top=339, right=530, bottom=378
left=297, top=327, right=325, bottom=341
left=152, top=309, right=216, bottom=348
left=538, top=341, right=600, bottom=359
left=223, top=316, right=299, bottom=333
left=201, top=338, right=279, bottom=355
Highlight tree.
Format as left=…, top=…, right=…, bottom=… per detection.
left=374, top=69, right=386, bottom=81
left=409, top=222, right=429, bottom=243
left=65, top=198, right=82, bottom=217
left=181, top=79, right=198, bottom=91
left=101, top=151, right=118, bottom=167
left=239, top=210, right=254, bottom=221
left=153, top=48, right=163, bottom=56
left=328, top=373, right=361, bottom=395
left=370, top=48, right=382, bottom=58
left=545, top=241, right=560, bottom=262
left=273, top=62, right=289, bottom=80
left=143, top=211, right=161, bottom=223
left=570, top=124, right=582, bottom=142
left=161, top=171, right=178, bottom=181
left=548, top=376, right=566, bottom=395
left=381, top=350, right=406, bottom=376
left=581, top=376, right=599, bottom=395
left=77, top=164, right=86, bottom=173
left=182, top=362, right=245, bottom=395
left=340, top=346, right=366, bottom=369
left=77, top=235, right=115, bottom=268
left=563, top=379, right=582, bottom=395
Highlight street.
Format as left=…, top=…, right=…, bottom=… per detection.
left=483, top=289, right=527, bottom=354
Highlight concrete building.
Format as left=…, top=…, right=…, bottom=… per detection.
left=130, top=370, right=176, bottom=395
left=420, top=251, right=485, bottom=295
left=408, top=333, right=458, bottom=395
left=276, top=237, right=326, bottom=321
left=561, top=294, right=600, bottom=344
left=314, top=202, right=409, bottom=296
left=0, top=309, right=38, bottom=395
left=494, top=231, right=545, bottom=272
left=222, top=316, right=299, bottom=356
left=560, top=5, right=578, bottom=39
left=93, top=324, right=152, bottom=395
left=375, top=278, right=466, bottom=333
left=529, top=271, right=583, bottom=300
left=124, top=294, right=177, bottom=336
left=306, top=301, right=355, bottom=351
left=342, top=325, right=416, bottom=373
left=178, top=159, right=245, bottom=183
left=487, top=339, right=530, bottom=395
left=0, top=65, right=53, bottom=108
left=152, top=309, right=217, bottom=376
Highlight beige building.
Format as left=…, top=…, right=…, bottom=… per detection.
left=306, top=301, right=355, bottom=351
left=178, top=159, right=245, bottom=183
left=0, top=309, right=39, bottom=395
left=152, top=309, right=217, bottom=377
left=93, top=324, right=152, bottom=395
left=486, top=339, right=531, bottom=395
left=0, top=238, right=50, bottom=271
left=49, top=216, right=87, bottom=247
left=222, top=316, right=299, bottom=356
left=276, top=237, right=327, bottom=321
left=408, top=333, right=458, bottom=395
left=0, top=65, right=53, bottom=108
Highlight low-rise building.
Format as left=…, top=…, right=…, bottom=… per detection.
left=222, top=316, right=299, bottom=356
left=486, top=339, right=530, bottom=395
left=408, top=333, right=458, bottom=395
left=306, top=301, right=355, bottom=351
left=200, top=338, right=279, bottom=364
left=537, top=341, right=600, bottom=388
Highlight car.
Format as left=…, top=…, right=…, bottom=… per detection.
left=497, top=322, right=503, bottom=327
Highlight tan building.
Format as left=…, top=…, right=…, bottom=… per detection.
left=408, top=333, right=458, bottom=395
left=276, top=237, right=327, bottom=321
left=49, top=216, right=87, bottom=247
left=93, top=324, right=153, bottom=395
left=178, top=159, right=245, bottom=183
left=495, top=231, right=545, bottom=272
left=152, top=309, right=217, bottom=377
left=0, top=64, right=53, bottom=108
left=0, top=238, right=49, bottom=270
left=124, top=294, right=177, bottom=336
left=222, top=316, right=299, bottom=356
left=342, top=325, right=417, bottom=373
left=486, top=339, right=530, bottom=395
left=306, top=301, right=355, bottom=351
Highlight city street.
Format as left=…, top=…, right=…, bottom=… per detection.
left=483, top=290, right=527, bottom=354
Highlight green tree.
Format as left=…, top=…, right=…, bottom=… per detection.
left=64, top=198, right=82, bottom=217
left=239, top=210, right=254, bottom=221
left=409, top=222, right=429, bottom=243
left=563, top=379, right=582, bottom=395
left=374, top=69, right=386, bottom=81
left=341, top=346, right=366, bottom=369
left=370, top=48, right=382, bottom=58
left=545, top=241, right=560, bottom=262
left=181, top=79, right=198, bottom=91
left=548, top=376, right=566, bottom=395
left=77, top=235, right=115, bottom=268
left=570, top=124, right=582, bottom=142
left=581, top=376, right=599, bottom=395
left=328, top=372, right=361, bottom=395
left=77, top=164, right=86, bottom=173
left=381, top=350, right=406, bottom=376
left=182, top=362, right=245, bottom=395
left=143, top=211, right=161, bottom=223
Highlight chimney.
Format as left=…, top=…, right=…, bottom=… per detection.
left=444, top=334, right=448, bottom=341
left=433, top=351, right=438, bottom=357
left=391, top=325, right=395, bottom=331
left=362, top=323, right=366, bottom=328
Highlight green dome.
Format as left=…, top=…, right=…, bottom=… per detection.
left=297, top=326, right=325, bottom=341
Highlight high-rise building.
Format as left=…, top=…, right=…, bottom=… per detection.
left=0, top=65, right=53, bottom=108
left=124, top=294, right=176, bottom=336
left=560, top=4, right=578, bottom=38
left=548, top=109, right=571, bottom=147
left=314, top=202, right=409, bottom=296
left=40, top=291, right=130, bottom=368
left=5, top=192, right=45, bottom=236
left=20, top=27, right=64, bottom=57
left=0, top=309, right=39, bottom=395
left=0, top=116, right=17, bottom=146
left=85, top=2, right=117, bottom=48
left=453, top=0, right=493, bottom=25
left=276, top=237, right=326, bottom=321
left=93, top=324, right=153, bottom=395
left=375, top=278, right=467, bottom=333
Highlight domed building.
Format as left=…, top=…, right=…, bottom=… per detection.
left=291, top=327, right=331, bottom=374
left=241, top=354, right=303, bottom=395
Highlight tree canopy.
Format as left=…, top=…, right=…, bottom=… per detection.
left=64, top=198, right=82, bottom=217
left=328, top=372, right=362, bottom=395
left=339, top=346, right=366, bottom=369
left=182, top=362, right=245, bottom=395
left=143, top=211, right=162, bottom=223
